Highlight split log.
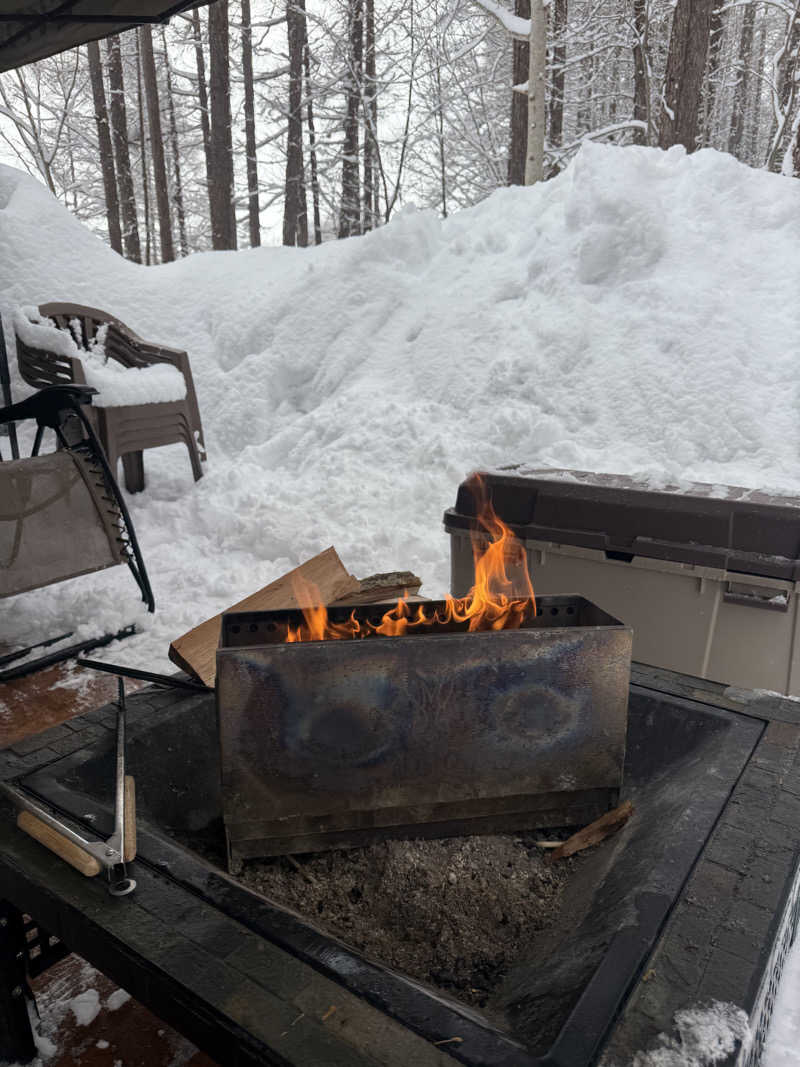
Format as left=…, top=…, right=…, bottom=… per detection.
left=168, top=546, right=360, bottom=687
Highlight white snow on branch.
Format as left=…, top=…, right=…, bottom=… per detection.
left=470, top=0, right=531, bottom=40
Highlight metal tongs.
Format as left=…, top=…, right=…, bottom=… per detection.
left=3, top=678, right=136, bottom=896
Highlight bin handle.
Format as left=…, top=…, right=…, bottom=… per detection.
left=723, top=584, right=790, bottom=613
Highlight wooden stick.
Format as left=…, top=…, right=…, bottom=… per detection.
left=124, top=775, right=137, bottom=862
left=17, top=811, right=101, bottom=877
left=547, top=800, right=634, bottom=862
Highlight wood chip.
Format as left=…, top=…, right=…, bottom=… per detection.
left=547, top=800, right=634, bottom=862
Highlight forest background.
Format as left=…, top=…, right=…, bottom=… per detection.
left=0, top=0, right=797, bottom=254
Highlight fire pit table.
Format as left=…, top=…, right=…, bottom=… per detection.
left=1, top=665, right=799, bottom=1066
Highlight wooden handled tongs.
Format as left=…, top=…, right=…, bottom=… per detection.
left=2, top=679, right=137, bottom=896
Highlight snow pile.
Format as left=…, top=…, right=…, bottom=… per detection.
left=629, top=1001, right=750, bottom=1066
left=0, top=143, right=799, bottom=670
left=13, top=307, right=187, bottom=406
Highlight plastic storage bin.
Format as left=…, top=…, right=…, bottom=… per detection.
left=444, top=469, right=800, bottom=696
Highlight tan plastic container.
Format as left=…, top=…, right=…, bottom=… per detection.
left=445, top=469, right=800, bottom=697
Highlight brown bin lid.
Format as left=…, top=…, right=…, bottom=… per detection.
left=443, top=468, right=800, bottom=582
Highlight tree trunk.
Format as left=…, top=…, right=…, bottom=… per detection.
left=702, top=4, right=724, bottom=144
left=283, top=0, right=308, bottom=246
left=162, top=27, right=188, bottom=257
left=362, top=0, right=377, bottom=229
left=658, top=0, right=715, bottom=151
left=434, top=60, right=447, bottom=216
left=139, top=26, right=174, bottom=263
left=208, top=0, right=237, bottom=249
left=339, top=0, right=363, bottom=237
left=548, top=0, right=566, bottom=148
left=135, top=31, right=153, bottom=264
left=524, top=0, right=546, bottom=184
left=632, top=0, right=649, bottom=144
left=303, top=27, right=323, bottom=244
left=241, top=0, right=261, bottom=247
left=87, top=40, right=122, bottom=254
left=727, top=2, right=756, bottom=155
left=106, top=35, right=141, bottom=262
left=191, top=6, right=214, bottom=217
left=508, top=0, right=530, bottom=184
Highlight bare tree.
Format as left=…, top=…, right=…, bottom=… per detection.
left=208, top=1, right=237, bottom=249
left=339, top=0, right=364, bottom=236
left=135, top=30, right=153, bottom=264
left=658, top=0, right=715, bottom=151
left=362, top=0, right=379, bottom=229
left=192, top=7, right=214, bottom=205
left=702, top=3, right=725, bottom=143
left=303, top=24, right=323, bottom=244
left=161, top=26, right=188, bottom=256
left=508, top=0, right=530, bottom=184
left=632, top=0, right=650, bottom=144
left=728, top=2, right=756, bottom=154
left=548, top=0, right=566, bottom=148
left=87, top=40, right=122, bottom=253
left=139, top=25, right=175, bottom=262
left=106, top=34, right=142, bottom=262
left=242, top=0, right=261, bottom=247
left=284, top=0, right=308, bottom=245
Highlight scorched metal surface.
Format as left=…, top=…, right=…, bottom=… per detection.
left=216, top=595, right=632, bottom=864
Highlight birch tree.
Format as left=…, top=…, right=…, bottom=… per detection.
left=472, top=0, right=546, bottom=184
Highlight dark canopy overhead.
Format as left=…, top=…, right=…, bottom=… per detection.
left=0, top=1, right=215, bottom=72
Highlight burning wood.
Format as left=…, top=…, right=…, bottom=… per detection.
left=283, top=474, right=537, bottom=642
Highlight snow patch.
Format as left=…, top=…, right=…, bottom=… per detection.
left=69, top=988, right=101, bottom=1026
left=105, top=988, right=131, bottom=1011
left=629, top=1002, right=750, bottom=1066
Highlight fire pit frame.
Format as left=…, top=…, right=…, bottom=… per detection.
left=1, top=666, right=799, bottom=1067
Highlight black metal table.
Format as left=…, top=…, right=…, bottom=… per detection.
left=0, top=666, right=798, bottom=1067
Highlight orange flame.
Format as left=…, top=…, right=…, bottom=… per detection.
left=284, top=474, right=535, bottom=642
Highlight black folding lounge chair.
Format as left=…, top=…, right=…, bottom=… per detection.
left=0, top=383, right=154, bottom=681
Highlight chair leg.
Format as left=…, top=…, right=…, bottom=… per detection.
left=121, top=451, right=145, bottom=493
left=186, top=435, right=204, bottom=482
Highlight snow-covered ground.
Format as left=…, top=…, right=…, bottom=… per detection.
left=1, top=142, right=800, bottom=1064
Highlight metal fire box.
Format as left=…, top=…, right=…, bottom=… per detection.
left=216, top=596, right=632, bottom=866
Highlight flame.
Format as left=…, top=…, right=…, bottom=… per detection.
left=284, top=474, right=536, bottom=642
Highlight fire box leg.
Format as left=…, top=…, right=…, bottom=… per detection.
left=0, top=901, right=36, bottom=1064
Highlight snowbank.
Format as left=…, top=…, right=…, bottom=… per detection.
left=0, top=143, right=799, bottom=671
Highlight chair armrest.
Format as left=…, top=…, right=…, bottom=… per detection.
left=102, top=324, right=206, bottom=453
